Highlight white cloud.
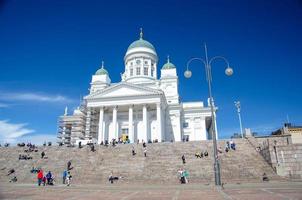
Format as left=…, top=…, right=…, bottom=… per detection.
left=0, top=120, right=35, bottom=143
left=0, top=92, right=73, bottom=103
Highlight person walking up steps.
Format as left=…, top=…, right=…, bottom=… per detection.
left=182, top=155, right=186, bottom=164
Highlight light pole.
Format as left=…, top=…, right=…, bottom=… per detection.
left=234, top=101, right=244, bottom=138
left=184, top=44, right=233, bottom=186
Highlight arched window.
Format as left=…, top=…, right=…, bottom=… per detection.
left=144, top=67, right=148, bottom=75
left=136, top=67, right=140, bottom=75
left=130, top=68, right=133, bottom=76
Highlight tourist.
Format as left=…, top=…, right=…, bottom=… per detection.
left=78, top=141, right=82, bottom=148
left=42, top=176, right=47, bottom=186
left=143, top=141, right=146, bottom=148
left=90, top=144, right=95, bottom=152
left=30, top=166, right=39, bottom=173
left=137, top=139, right=139, bottom=144
left=108, top=171, right=114, bottom=184
left=108, top=171, right=121, bottom=184
left=183, top=169, right=189, bottom=183
left=62, top=170, right=67, bottom=184
left=66, top=171, right=72, bottom=186
left=195, top=152, right=200, bottom=158
left=143, top=147, right=147, bottom=157
left=7, top=169, right=15, bottom=176
left=41, top=151, right=45, bottom=159
left=67, top=160, right=72, bottom=170
left=37, top=170, right=43, bottom=186
left=226, top=141, right=230, bottom=149
left=204, top=150, right=208, bottom=157
left=262, top=173, right=269, bottom=182
left=230, top=140, right=236, bottom=150
left=46, top=171, right=52, bottom=185
left=9, top=176, right=17, bottom=183
left=132, top=146, right=136, bottom=156
left=182, top=155, right=186, bottom=164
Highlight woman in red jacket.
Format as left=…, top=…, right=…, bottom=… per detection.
left=37, top=170, right=43, bottom=186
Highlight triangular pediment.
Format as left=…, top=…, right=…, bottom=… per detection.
left=86, top=82, right=163, bottom=99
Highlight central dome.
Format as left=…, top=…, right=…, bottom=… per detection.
left=127, top=38, right=156, bottom=51
left=126, top=28, right=156, bottom=53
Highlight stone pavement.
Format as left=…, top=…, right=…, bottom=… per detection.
left=0, top=182, right=301, bottom=200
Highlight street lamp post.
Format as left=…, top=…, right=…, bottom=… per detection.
left=184, top=44, right=233, bottom=186
left=234, top=101, right=244, bottom=138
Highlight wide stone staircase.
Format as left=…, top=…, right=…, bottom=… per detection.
left=0, top=139, right=282, bottom=184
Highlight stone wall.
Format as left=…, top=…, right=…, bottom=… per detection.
left=248, top=136, right=302, bottom=179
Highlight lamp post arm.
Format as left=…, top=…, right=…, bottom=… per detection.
left=209, top=56, right=230, bottom=67
left=186, top=57, right=206, bottom=70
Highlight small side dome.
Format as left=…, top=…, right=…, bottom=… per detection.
left=95, top=61, right=109, bottom=75
left=162, top=56, right=176, bottom=69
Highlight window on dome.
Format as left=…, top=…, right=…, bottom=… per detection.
left=136, top=67, right=141, bottom=75
left=130, top=62, right=133, bottom=66
left=136, top=60, right=141, bottom=65
left=144, top=61, right=148, bottom=65
left=151, top=67, right=155, bottom=77
left=130, top=68, right=133, bottom=76
left=144, top=67, right=148, bottom=75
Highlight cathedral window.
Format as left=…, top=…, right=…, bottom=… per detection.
left=136, top=67, right=141, bottom=75
left=151, top=67, right=155, bottom=77
left=130, top=68, right=133, bottom=76
left=144, top=67, right=148, bottom=75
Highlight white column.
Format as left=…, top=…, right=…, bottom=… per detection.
left=143, top=104, right=148, bottom=142
left=157, top=103, right=162, bottom=142
left=97, top=107, right=104, bottom=144
left=128, top=105, right=134, bottom=143
left=112, top=106, right=117, bottom=140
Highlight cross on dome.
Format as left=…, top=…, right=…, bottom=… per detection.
left=101, top=60, right=104, bottom=69
left=140, top=28, right=143, bottom=39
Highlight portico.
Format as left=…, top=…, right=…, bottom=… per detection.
left=87, top=102, right=164, bottom=144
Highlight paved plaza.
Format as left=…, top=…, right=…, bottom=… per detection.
left=0, top=182, right=301, bottom=200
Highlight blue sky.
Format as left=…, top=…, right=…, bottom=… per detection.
left=0, top=0, right=301, bottom=144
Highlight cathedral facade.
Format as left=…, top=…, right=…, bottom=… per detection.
left=58, top=31, right=216, bottom=145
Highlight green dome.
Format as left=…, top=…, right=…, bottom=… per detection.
left=95, top=68, right=108, bottom=75
left=95, top=61, right=109, bottom=75
left=162, top=56, right=176, bottom=69
left=127, top=38, right=156, bottom=51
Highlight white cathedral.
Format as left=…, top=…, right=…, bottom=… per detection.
left=58, top=30, right=216, bottom=145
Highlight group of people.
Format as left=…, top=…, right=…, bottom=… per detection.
left=37, top=170, right=54, bottom=186
left=7, top=168, right=17, bottom=183
left=225, top=140, right=236, bottom=152
left=178, top=168, right=189, bottom=184
left=131, top=141, right=148, bottom=157
left=36, top=161, right=73, bottom=187
left=195, top=150, right=209, bottom=158
left=19, top=154, right=32, bottom=160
